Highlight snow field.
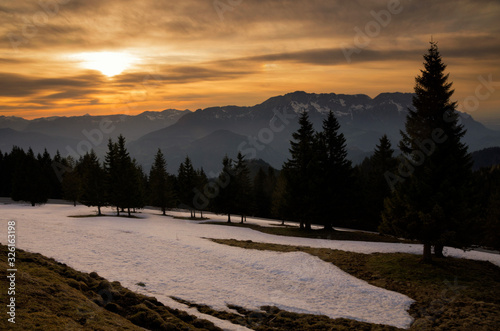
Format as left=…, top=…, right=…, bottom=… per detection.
left=3, top=204, right=497, bottom=329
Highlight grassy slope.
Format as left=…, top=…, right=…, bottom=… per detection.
left=203, top=221, right=414, bottom=243
left=0, top=244, right=221, bottom=331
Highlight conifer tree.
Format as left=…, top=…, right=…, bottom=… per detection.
left=195, top=168, right=208, bottom=218
left=215, top=155, right=236, bottom=223
left=381, top=42, right=472, bottom=262
left=253, top=168, right=266, bottom=215
left=234, top=152, right=252, bottom=223
left=149, top=149, right=173, bottom=215
left=105, top=135, right=138, bottom=216
left=78, top=150, right=106, bottom=215
left=358, top=135, right=397, bottom=229
left=316, top=111, right=352, bottom=230
left=177, top=156, right=197, bottom=218
left=271, top=171, right=289, bottom=225
left=61, top=156, right=82, bottom=206
left=283, top=111, right=317, bottom=229
left=11, top=148, right=49, bottom=206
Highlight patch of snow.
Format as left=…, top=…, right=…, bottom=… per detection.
left=339, top=99, right=346, bottom=107
left=389, top=100, right=404, bottom=113
left=289, top=101, right=309, bottom=114
left=310, top=102, right=331, bottom=114
left=350, top=104, right=365, bottom=111
left=1, top=204, right=416, bottom=329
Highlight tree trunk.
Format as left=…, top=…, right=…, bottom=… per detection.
left=434, top=244, right=444, bottom=258
left=116, top=207, right=120, bottom=216
left=98, top=205, right=102, bottom=216
left=31, top=201, right=35, bottom=207
left=324, top=223, right=333, bottom=231
left=304, top=222, right=311, bottom=230
left=227, top=214, right=231, bottom=223
left=127, top=208, right=131, bottom=217
left=300, top=221, right=304, bottom=229
left=162, top=207, right=166, bottom=216
left=240, top=215, right=244, bottom=224
left=422, top=243, right=432, bottom=263
left=200, top=210, right=203, bottom=218
left=73, top=201, right=77, bottom=207
left=281, top=219, right=285, bottom=226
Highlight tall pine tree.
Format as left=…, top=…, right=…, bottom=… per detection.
left=234, top=152, right=252, bottom=223
left=316, top=111, right=353, bottom=230
left=177, top=156, right=197, bottom=218
left=149, top=149, right=174, bottom=215
left=78, top=150, right=107, bottom=215
left=381, top=42, right=472, bottom=262
left=283, top=111, right=317, bottom=230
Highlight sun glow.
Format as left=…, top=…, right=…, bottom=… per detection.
left=73, top=51, right=137, bottom=77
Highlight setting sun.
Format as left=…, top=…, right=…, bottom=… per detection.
left=73, top=51, right=137, bottom=77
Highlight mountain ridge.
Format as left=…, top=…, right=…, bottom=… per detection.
left=1, top=91, right=499, bottom=173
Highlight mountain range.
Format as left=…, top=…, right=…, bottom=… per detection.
left=2, top=91, right=500, bottom=174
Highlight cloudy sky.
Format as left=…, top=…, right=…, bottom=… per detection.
left=1, top=0, right=499, bottom=124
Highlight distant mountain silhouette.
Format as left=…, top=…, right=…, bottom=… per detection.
left=472, top=147, right=500, bottom=170
left=130, top=91, right=500, bottom=172
left=2, top=92, right=499, bottom=173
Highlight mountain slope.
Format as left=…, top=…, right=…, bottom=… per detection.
left=0, top=128, right=80, bottom=155
left=131, top=91, right=500, bottom=170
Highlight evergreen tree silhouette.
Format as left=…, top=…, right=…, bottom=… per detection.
left=381, top=42, right=472, bottom=262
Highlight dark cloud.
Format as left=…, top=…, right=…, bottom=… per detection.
left=0, top=72, right=104, bottom=97
left=116, top=66, right=253, bottom=85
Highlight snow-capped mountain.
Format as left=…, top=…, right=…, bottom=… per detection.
left=129, top=91, right=499, bottom=171
left=1, top=92, right=499, bottom=173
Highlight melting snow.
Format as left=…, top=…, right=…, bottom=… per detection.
left=6, top=204, right=498, bottom=329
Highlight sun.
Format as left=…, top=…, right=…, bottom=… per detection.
left=73, top=51, right=137, bottom=77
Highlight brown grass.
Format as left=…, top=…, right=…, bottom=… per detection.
left=0, top=244, right=220, bottom=331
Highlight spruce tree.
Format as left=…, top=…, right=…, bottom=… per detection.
left=149, top=149, right=173, bottom=215
left=234, top=152, right=252, bottom=223
left=359, top=135, right=397, bottom=229
left=78, top=151, right=106, bottom=215
left=316, top=111, right=352, bottom=230
left=177, top=156, right=197, bottom=218
left=195, top=168, right=208, bottom=218
left=215, top=155, right=236, bottom=223
left=11, top=148, right=49, bottom=206
left=61, top=156, right=82, bottom=206
left=105, top=135, right=138, bottom=216
left=283, top=111, right=317, bottom=230
left=381, top=42, right=472, bottom=262
left=253, top=168, right=269, bottom=217
left=271, top=171, right=289, bottom=225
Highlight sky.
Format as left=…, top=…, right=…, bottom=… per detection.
left=1, top=0, right=499, bottom=125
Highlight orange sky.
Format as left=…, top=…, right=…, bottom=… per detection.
left=1, top=0, right=499, bottom=125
